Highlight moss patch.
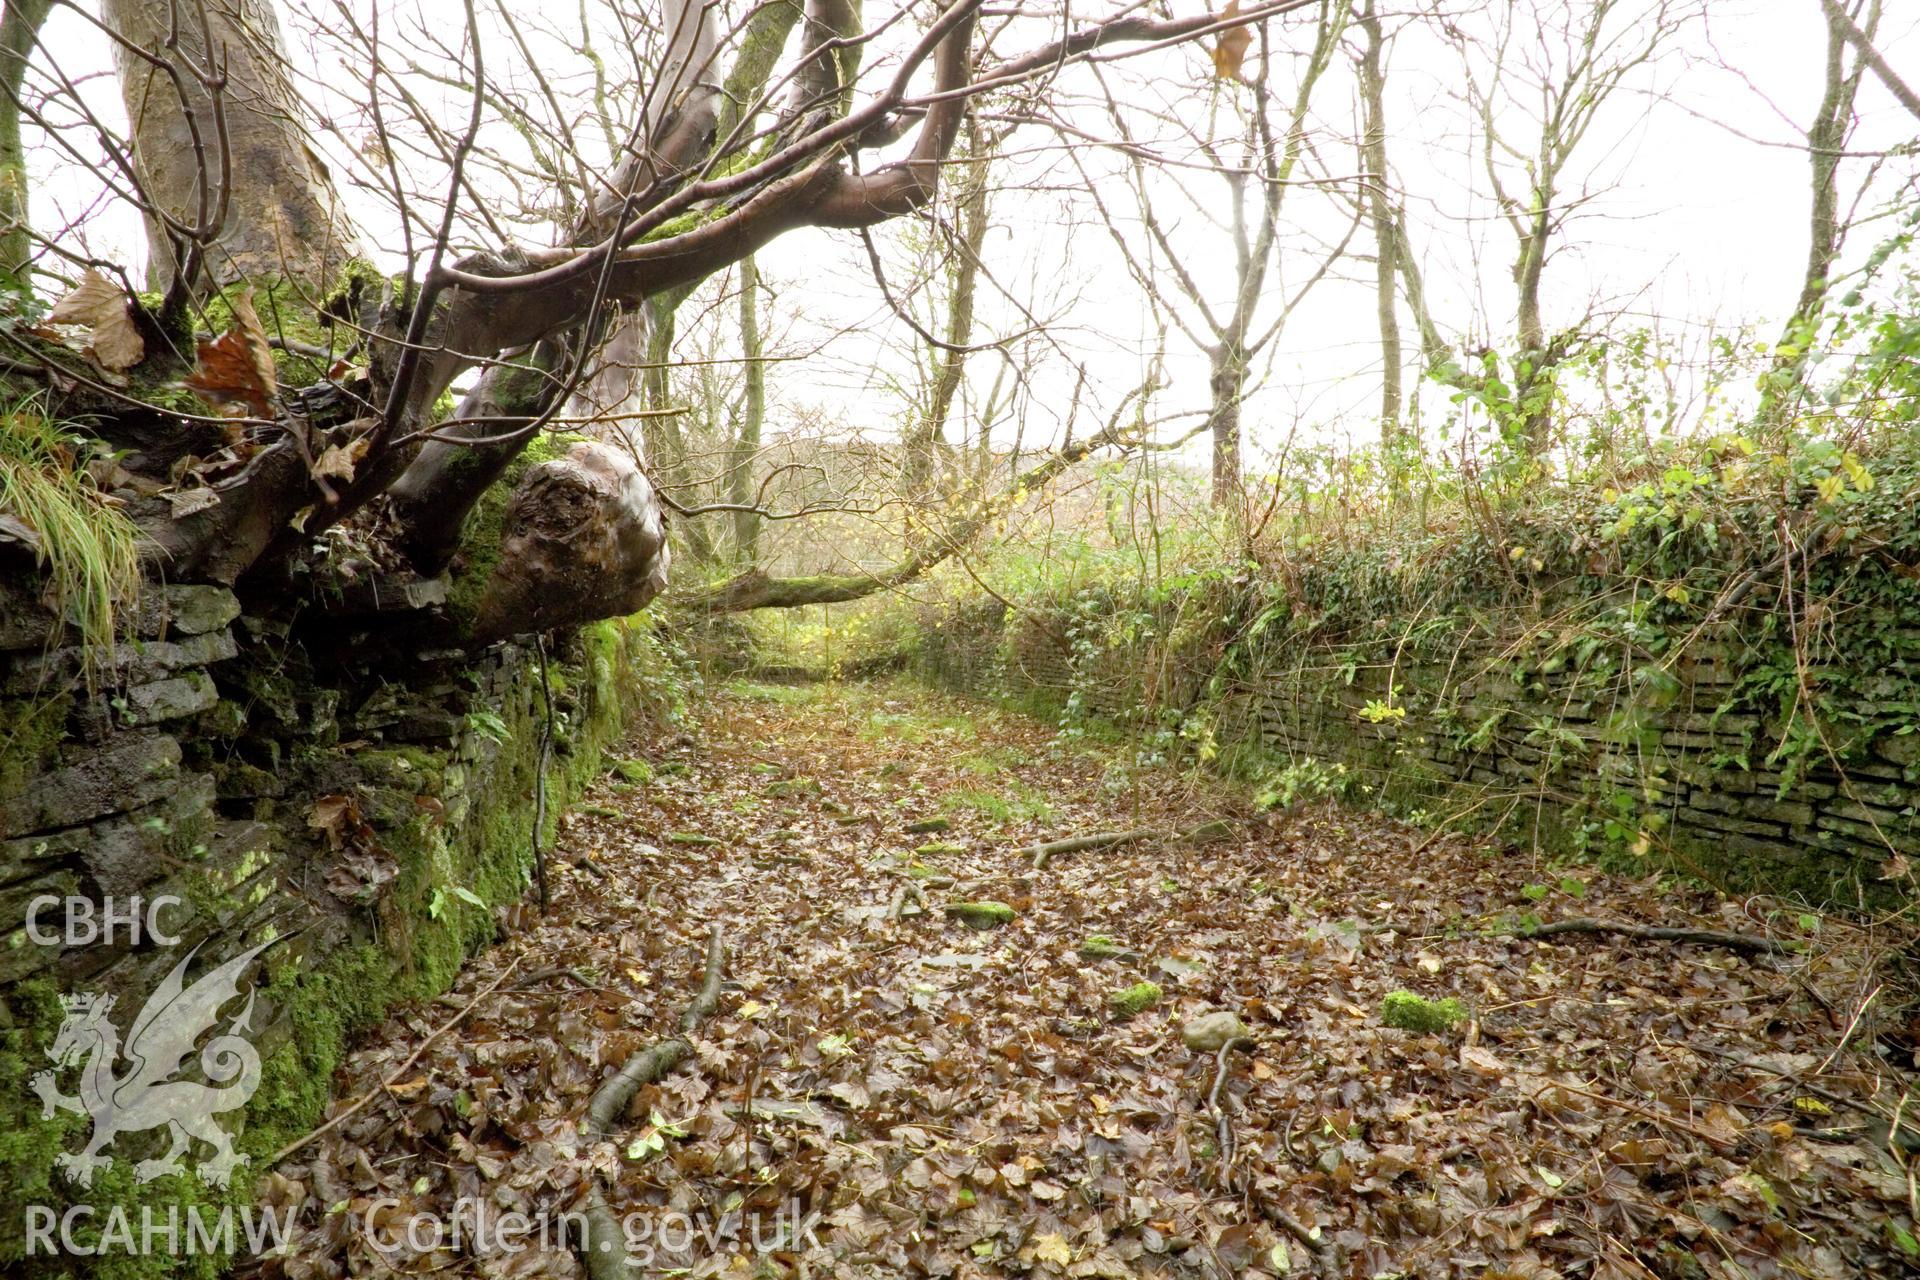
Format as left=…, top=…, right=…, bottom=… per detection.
left=1108, top=981, right=1163, bottom=1016
left=1380, top=990, right=1467, bottom=1034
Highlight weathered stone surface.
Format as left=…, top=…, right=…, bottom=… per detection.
left=391, top=708, right=464, bottom=742
left=215, top=760, right=286, bottom=800
left=131, top=585, right=242, bottom=638
left=0, top=733, right=181, bottom=837
left=1879, top=733, right=1920, bottom=768
left=122, top=671, right=221, bottom=726
left=0, top=577, right=56, bottom=650
left=78, top=773, right=216, bottom=895
left=1, top=628, right=237, bottom=693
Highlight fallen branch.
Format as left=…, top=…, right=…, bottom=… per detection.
left=1206, top=1034, right=1255, bottom=1176
left=1510, top=917, right=1793, bottom=956
left=271, top=957, right=523, bottom=1165
left=1024, top=827, right=1158, bottom=869
left=577, top=927, right=727, bottom=1280
left=1254, top=1198, right=1341, bottom=1277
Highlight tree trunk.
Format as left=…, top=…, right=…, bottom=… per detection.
left=906, top=119, right=991, bottom=505
left=101, top=0, right=354, bottom=298
left=1763, top=0, right=1879, bottom=422
left=385, top=345, right=566, bottom=573
left=1208, top=341, right=1245, bottom=509
left=1513, top=197, right=1552, bottom=454
left=0, top=0, right=50, bottom=297
left=1355, top=0, right=1402, bottom=444
left=729, top=255, right=765, bottom=562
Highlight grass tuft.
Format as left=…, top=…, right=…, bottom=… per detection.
left=0, top=403, right=141, bottom=683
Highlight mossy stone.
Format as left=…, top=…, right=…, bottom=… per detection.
left=1109, top=981, right=1163, bottom=1016
left=944, top=900, right=1015, bottom=930
left=1380, top=990, right=1466, bottom=1034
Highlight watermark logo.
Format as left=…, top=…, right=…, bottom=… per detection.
left=32, top=935, right=272, bottom=1189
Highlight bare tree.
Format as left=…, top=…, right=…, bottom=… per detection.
left=7, top=0, right=1323, bottom=637
left=1080, top=0, right=1354, bottom=510
left=1353, top=0, right=1402, bottom=444
left=1819, top=0, right=1920, bottom=123
left=1760, top=0, right=1885, bottom=420
left=1423, top=0, right=1698, bottom=454
left=728, top=254, right=767, bottom=563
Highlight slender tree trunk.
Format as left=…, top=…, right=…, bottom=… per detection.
left=640, top=299, right=717, bottom=564
left=729, top=255, right=765, bottom=562
left=905, top=119, right=991, bottom=505
left=1208, top=341, right=1246, bottom=509
left=1356, top=0, right=1402, bottom=444
left=101, top=0, right=353, bottom=297
left=1513, top=197, right=1552, bottom=453
left=0, top=0, right=50, bottom=298
left=1762, top=0, right=1879, bottom=422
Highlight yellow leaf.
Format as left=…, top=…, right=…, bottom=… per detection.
left=1030, top=1232, right=1072, bottom=1266
left=1212, top=0, right=1252, bottom=81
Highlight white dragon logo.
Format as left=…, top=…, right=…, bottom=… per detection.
left=31, top=939, right=271, bottom=1189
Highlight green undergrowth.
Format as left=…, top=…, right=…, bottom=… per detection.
left=0, top=404, right=141, bottom=680
left=887, top=420, right=1920, bottom=909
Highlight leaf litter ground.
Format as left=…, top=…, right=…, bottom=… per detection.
left=257, top=680, right=1920, bottom=1279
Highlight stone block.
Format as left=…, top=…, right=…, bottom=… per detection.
left=130, top=585, right=242, bottom=638
left=1674, top=809, right=1786, bottom=840
left=1877, top=733, right=1920, bottom=768
left=78, top=773, right=217, bottom=896
left=1, top=629, right=237, bottom=694
left=0, top=733, right=181, bottom=837
left=119, top=671, right=221, bottom=728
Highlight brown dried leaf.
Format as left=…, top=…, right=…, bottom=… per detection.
left=185, top=288, right=277, bottom=416
left=311, top=435, right=369, bottom=484
left=1213, top=1, right=1252, bottom=82
left=47, top=268, right=145, bottom=370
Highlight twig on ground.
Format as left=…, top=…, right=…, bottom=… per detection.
left=1510, top=916, right=1794, bottom=956
left=271, top=956, right=523, bottom=1165
left=1206, top=1034, right=1254, bottom=1178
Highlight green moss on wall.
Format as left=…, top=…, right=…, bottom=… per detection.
left=0, top=608, right=686, bottom=1278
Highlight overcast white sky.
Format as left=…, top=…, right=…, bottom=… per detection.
left=28, top=0, right=1920, bottom=474
left=758, top=1, right=1920, bottom=473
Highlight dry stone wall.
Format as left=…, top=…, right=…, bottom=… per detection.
left=0, top=570, right=666, bottom=1274
left=923, top=591, right=1918, bottom=910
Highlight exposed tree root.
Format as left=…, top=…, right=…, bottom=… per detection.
left=888, top=881, right=926, bottom=920
left=1512, top=917, right=1793, bottom=956
left=1025, top=828, right=1158, bottom=869
left=577, top=927, right=727, bottom=1280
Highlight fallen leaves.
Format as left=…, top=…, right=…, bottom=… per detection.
left=47, top=268, right=144, bottom=370
left=185, top=287, right=278, bottom=417
left=266, top=681, right=1917, bottom=1280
